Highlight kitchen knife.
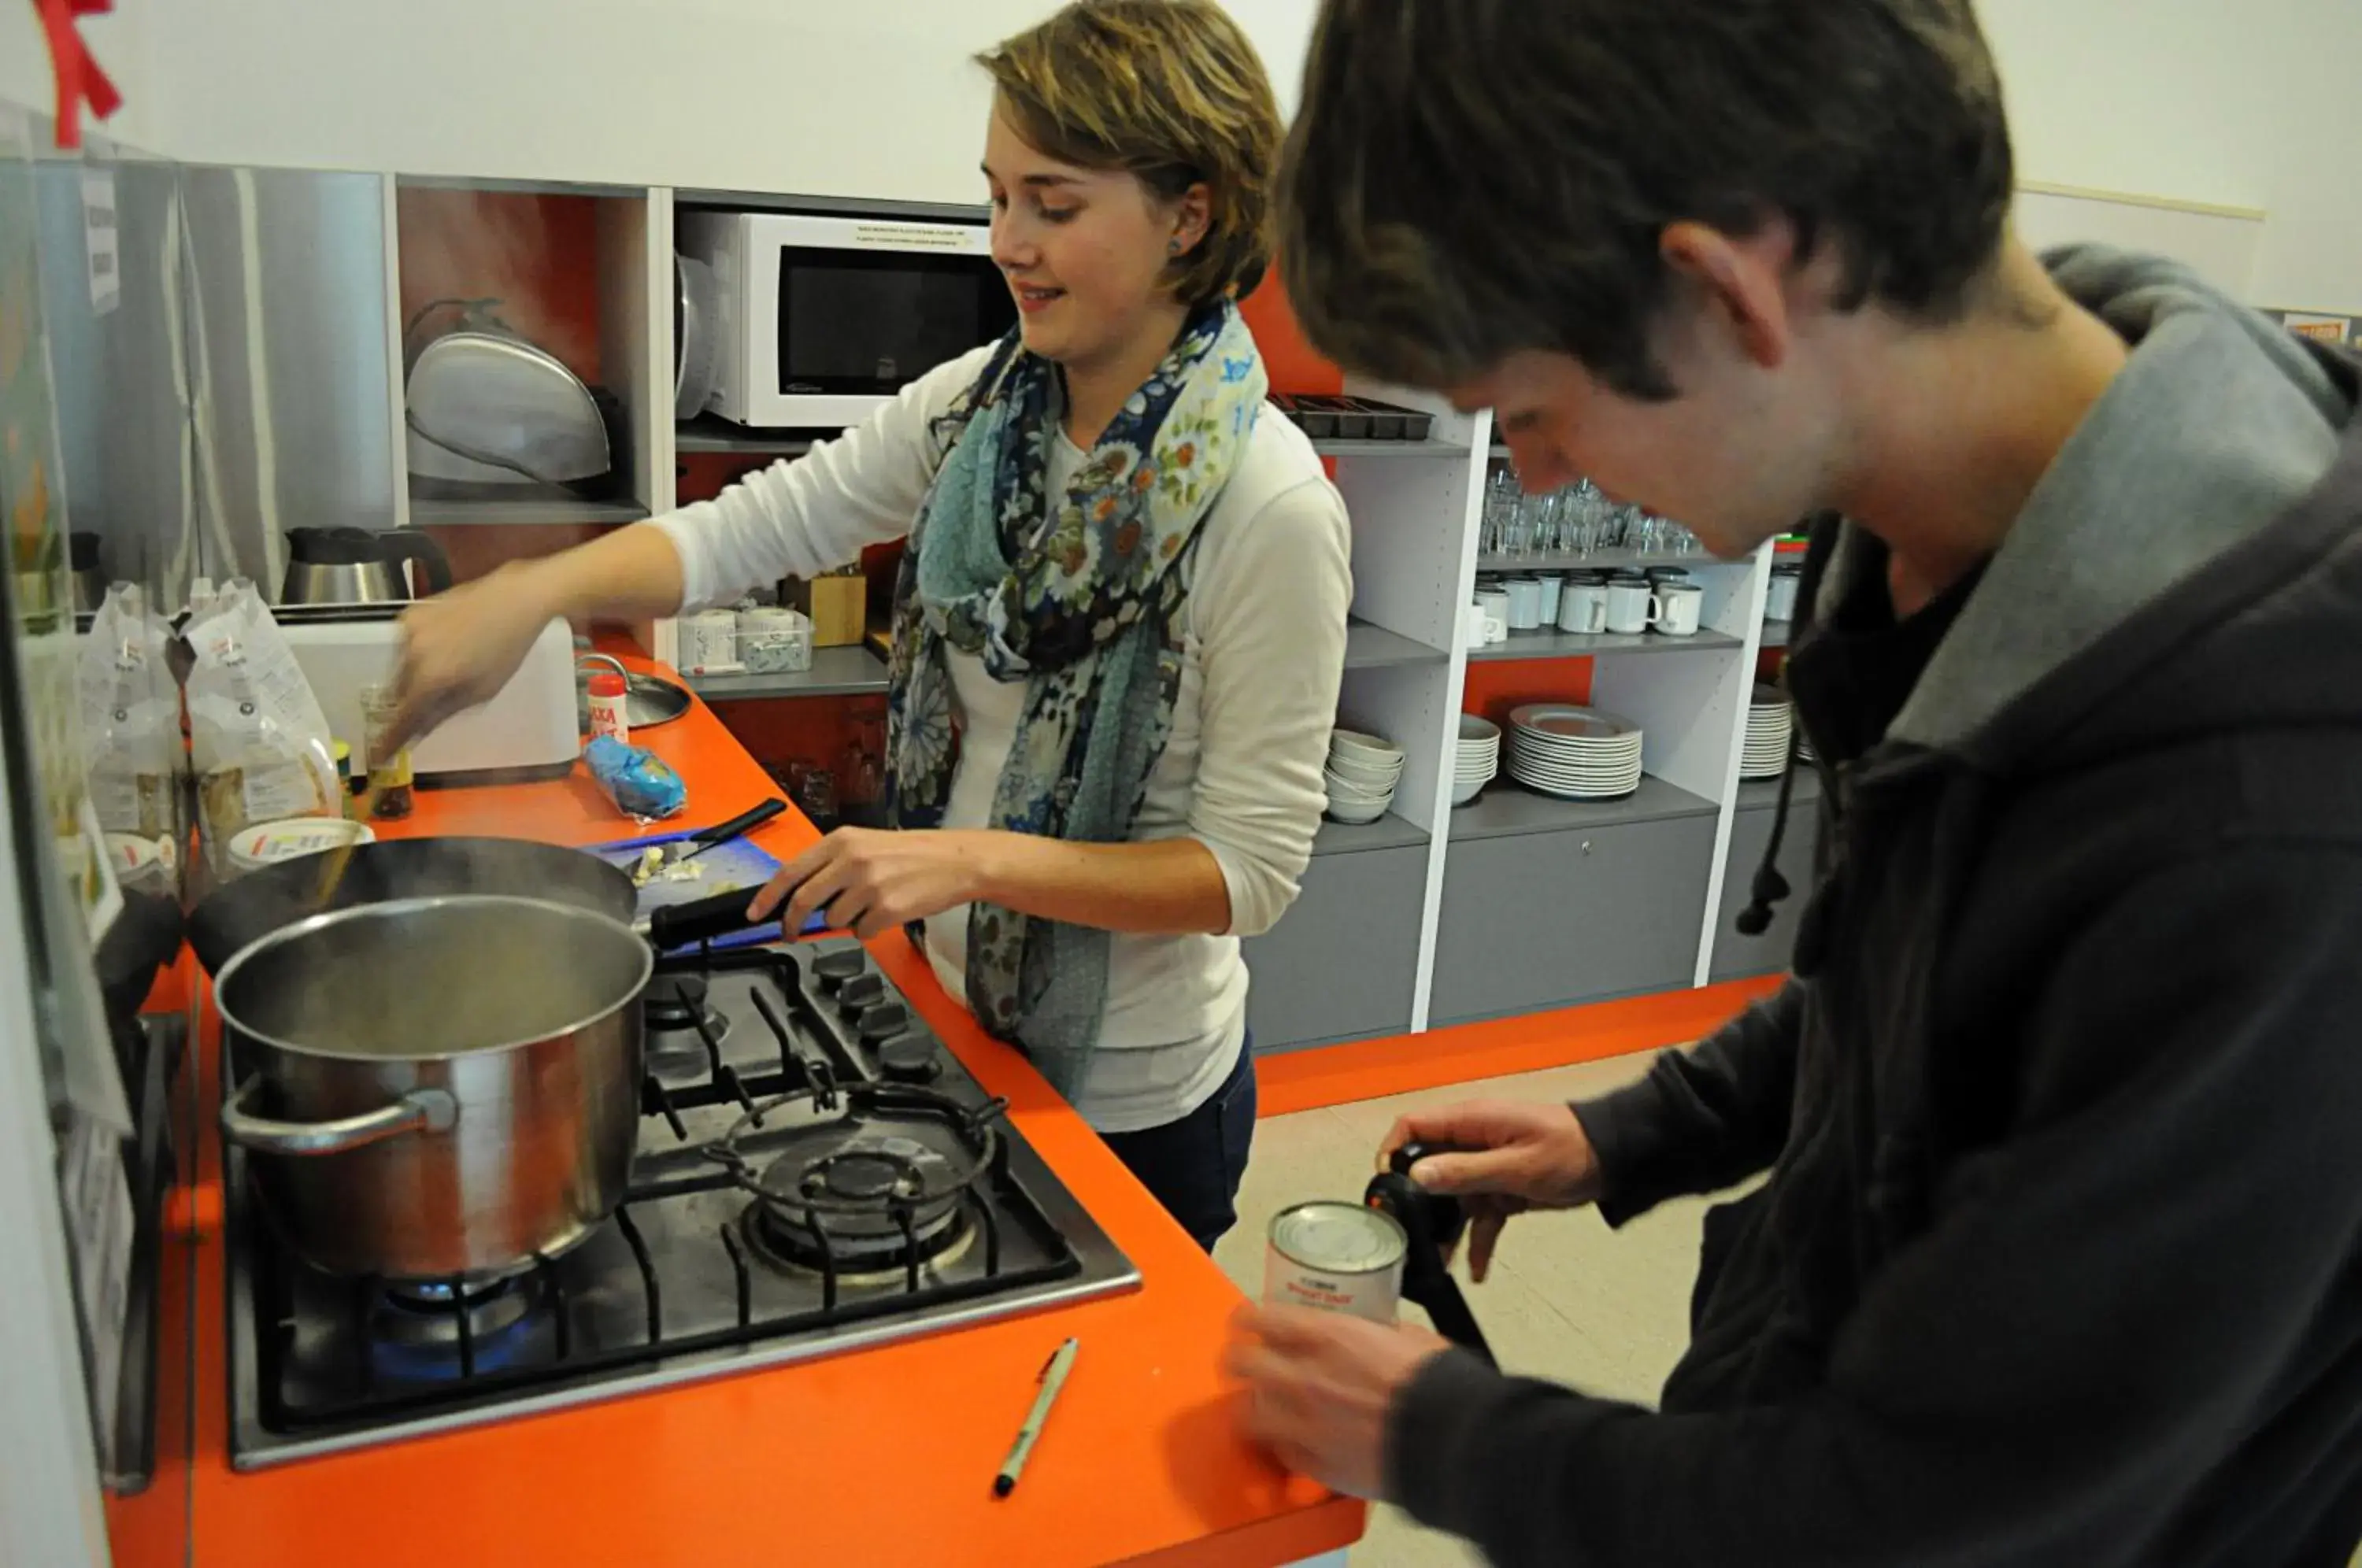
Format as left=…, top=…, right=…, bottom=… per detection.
left=671, top=797, right=788, bottom=865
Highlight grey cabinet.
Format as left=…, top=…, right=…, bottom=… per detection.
left=1709, top=801, right=1823, bottom=981
left=1430, top=814, right=1716, bottom=1026
left=1244, top=844, right=1424, bottom=1052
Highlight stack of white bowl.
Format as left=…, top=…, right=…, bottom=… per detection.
left=1453, top=715, right=1502, bottom=805
left=1325, top=728, right=1405, bottom=823
left=1506, top=704, right=1645, bottom=800
left=1742, top=685, right=1794, bottom=779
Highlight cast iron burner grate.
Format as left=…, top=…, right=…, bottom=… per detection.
left=644, top=974, right=731, bottom=1052
left=707, top=1082, right=1008, bottom=1279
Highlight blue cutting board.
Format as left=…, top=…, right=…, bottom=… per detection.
left=587, top=827, right=817, bottom=950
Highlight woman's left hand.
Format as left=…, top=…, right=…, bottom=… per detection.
left=749, top=827, right=998, bottom=940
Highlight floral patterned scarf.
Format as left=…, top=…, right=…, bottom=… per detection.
left=884, top=301, right=1265, bottom=1100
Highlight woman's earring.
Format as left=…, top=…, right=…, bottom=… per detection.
left=1168, top=239, right=1183, bottom=255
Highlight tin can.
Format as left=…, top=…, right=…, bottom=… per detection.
left=1264, top=1201, right=1406, bottom=1322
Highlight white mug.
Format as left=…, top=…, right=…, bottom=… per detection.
left=1476, top=590, right=1511, bottom=645
left=1653, top=582, right=1705, bottom=637
left=1604, top=581, right=1657, bottom=635
left=1504, top=576, right=1544, bottom=631
left=1466, top=602, right=1490, bottom=649
left=1536, top=574, right=1564, bottom=625
left=1557, top=582, right=1607, bottom=634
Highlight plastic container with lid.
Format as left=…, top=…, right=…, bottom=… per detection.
left=228, top=817, right=376, bottom=878
left=738, top=606, right=813, bottom=675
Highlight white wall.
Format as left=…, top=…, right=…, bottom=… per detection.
left=1981, top=0, right=2362, bottom=311
left=117, top=0, right=1319, bottom=206
left=14, top=0, right=2356, bottom=310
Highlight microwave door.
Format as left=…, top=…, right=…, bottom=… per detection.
left=778, top=248, right=1016, bottom=399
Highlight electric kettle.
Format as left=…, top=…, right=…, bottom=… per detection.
left=280, top=527, right=454, bottom=607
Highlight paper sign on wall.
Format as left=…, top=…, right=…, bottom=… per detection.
left=80, top=168, right=117, bottom=315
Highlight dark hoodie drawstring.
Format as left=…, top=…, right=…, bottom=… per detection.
left=1735, top=519, right=1842, bottom=937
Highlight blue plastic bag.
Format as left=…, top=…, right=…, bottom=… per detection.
left=585, top=735, right=687, bottom=820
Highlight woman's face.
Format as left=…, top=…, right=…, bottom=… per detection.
left=982, top=102, right=1205, bottom=372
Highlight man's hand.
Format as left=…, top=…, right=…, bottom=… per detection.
left=1378, top=1100, right=1603, bottom=1281
left=750, top=827, right=999, bottom=940
left=1226, top=1305, right=1453, bottom=1499
left=386, top=564, right=561, bottom=755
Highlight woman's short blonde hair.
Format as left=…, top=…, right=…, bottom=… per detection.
left=979, top=0, right=1282, bottom=306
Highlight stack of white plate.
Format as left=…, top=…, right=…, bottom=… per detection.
left=1453, top=714, right=1502, bottom=805
left=1326, top=728, right=1405, bottom=823
left=1506, top=704, right=1644, bottom=800
left=1742, top=685, right=1794, bottom=779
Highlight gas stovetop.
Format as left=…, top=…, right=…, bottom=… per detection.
left=223, top=937, right=1139, bottom=1469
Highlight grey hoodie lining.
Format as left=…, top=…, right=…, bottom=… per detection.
left=1812, top=246, right=2348, bottom=752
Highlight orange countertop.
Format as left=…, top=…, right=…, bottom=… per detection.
left=161, top=653, right=1362, bottom=1568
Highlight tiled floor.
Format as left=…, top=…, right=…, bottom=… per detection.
left=1217, top=1050, right=1723, bottom=1568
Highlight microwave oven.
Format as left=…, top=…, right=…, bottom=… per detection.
left=677, top=210, right=1017, bottom=431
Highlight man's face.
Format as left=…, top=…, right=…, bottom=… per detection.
left=1453, top=250, right=1845, bottom=559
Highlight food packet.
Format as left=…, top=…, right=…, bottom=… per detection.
left=585, top=735, right=687, bottom=820
left=184, top=579, right=339, bottom=869
left=77, top=584, right=180, bottom=840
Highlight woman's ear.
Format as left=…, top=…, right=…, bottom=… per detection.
left=1169, top=181, right=1212, bottom=258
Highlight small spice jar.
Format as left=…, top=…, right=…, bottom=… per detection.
left=586, top=669, right=631, bottom=745
left=357, top=686, right=415, bottom=821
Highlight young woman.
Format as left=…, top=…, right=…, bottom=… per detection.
left=387, top=0, right=1350, bottom=1250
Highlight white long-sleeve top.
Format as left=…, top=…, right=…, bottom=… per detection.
left=654, top=345, right=1351, bottom=1132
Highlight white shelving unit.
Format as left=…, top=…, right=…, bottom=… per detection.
left=1246, top=391, right=1781, bottom=1049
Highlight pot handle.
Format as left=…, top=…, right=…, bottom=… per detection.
left=220, top=1077, right=457, bottom=1157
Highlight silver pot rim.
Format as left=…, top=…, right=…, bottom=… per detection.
left=215, top=893, right=653, bottom=1063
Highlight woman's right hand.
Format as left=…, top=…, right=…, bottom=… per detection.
left=1377, top=1100, right=1605, bottom=1282
left=383, top=563, right=561, bottom=755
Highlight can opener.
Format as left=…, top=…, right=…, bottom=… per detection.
left=1364, top=1144, right=1498, bottom=1366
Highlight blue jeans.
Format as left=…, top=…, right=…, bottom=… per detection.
left=1101, top=1040, right=1257, bottom=1251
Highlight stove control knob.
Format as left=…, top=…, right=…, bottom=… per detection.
left=812, top=949, right=868, bottom=989
left=878, top=1033, right=939, bottom=1084
left=838, top=973, right=889, bottom=1011
left=857, top=1002, right=911, bottom=1044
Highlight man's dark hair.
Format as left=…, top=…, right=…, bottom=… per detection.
left=1277, top=0, right=2017, bottom=399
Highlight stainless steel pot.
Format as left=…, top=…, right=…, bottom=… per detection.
left=216, top=894, right=651, bottom=1281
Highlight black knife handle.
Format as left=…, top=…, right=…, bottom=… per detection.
left=646, top=887, right=769, bottom=950
left=688, top=797, right=787, bottom=852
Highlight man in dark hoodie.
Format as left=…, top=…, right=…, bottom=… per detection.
left=1227, top=2, right=2362, bottom=1563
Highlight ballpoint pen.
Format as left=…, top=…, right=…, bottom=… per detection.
left=994, top=1337, right=1080, bottom=1497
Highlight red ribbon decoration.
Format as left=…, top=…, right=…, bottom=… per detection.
left=31, top=0, right=122, bottom=150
